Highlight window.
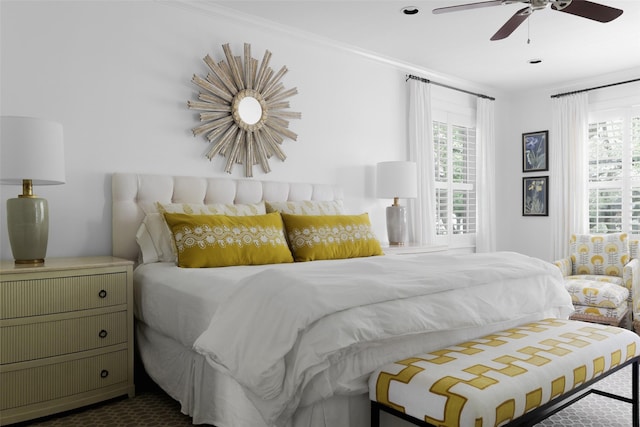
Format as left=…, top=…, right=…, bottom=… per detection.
left=588, top=107, right=640, bottom=233
left=433, top=113, right=477, bottom=244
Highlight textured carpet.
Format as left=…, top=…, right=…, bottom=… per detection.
left=16, top=366, right=636, bottom=427
left=15, top=383, right=209, bottom=427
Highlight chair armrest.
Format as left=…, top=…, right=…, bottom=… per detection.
left=624, top=258, right=640, bottom=317
left=553, top=257, right=572, bottom=278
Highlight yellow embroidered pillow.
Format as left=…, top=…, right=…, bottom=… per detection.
left=281, top=213, right=383, bottom=262
left=141, top=201, right=267, bottom=263
left=162, top=212, right=293, bottom=268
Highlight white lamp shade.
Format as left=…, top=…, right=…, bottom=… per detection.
left=376, top=161, right=417, bottom=199
left=1, top=116, right=65, bottom=185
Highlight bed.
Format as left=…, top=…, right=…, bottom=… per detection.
left=111, top=173, right=574, bottom=427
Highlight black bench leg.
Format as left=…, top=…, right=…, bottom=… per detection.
left=371, top=401, right=380, bottom=427
left=634, top=360, right=639, bottom=427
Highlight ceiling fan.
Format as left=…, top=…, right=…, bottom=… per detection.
left=433, top=0, right=623, bottom=41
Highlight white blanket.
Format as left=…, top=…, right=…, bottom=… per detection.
left=193, top=251, right=573, bottom=426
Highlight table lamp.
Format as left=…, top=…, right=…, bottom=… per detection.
left=376, top=161, right=417, bottom=246
left=1, top=116, right=65, bottom=264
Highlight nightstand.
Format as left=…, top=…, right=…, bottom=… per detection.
left=0, top=257, right=135, bottom=425
left=383, top=244, right=448, bottom=255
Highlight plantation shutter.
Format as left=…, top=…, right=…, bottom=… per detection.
left=588, top=108, right=640, bottom=233
left=433, top=119, right=477, bottom=238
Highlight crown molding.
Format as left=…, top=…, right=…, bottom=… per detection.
left=158, top=0, right=502, bottom=99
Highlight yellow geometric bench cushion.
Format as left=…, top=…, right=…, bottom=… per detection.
left=369, top=319, right=640, bottom=427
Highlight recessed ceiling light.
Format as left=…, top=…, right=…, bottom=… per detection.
left=401, top=6, right=419, bottom=15
left=529, top=58, right=542, bottom=64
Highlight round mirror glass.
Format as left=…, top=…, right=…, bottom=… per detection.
left=237, top=96, right=262, bottom=125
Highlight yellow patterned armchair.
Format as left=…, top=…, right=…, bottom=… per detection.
left=554, top=233, right=640, bottom=328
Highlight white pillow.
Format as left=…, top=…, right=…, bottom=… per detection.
left=136, top=213, right=175, bottom=264
left=265, top=200, right=343, bottom=215
left=156, top=201, right=266, bottom=216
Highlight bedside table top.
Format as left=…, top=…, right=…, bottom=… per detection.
left=0, top=256, right=133, bottom=274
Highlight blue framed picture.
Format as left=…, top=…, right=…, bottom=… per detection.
left=522, top=130, right=548, bottom=172
left=523, top=176, right=549, bottom=216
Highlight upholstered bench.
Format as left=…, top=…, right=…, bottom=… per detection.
left=369, top=319, right=640, bottom=427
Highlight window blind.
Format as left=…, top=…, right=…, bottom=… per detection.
left=434, top=120, right=476, bottom=237
left=588, top=109, right=640, bottom=233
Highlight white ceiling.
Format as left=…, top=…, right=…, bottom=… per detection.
left=209, top=0, right=640, bottom=93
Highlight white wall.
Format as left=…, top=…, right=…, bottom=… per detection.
left=495, top=69, right=640, bottom=261
left=1, top=0, right=426, bottom=259
left=495, top=90, right=554, bottom=260
left=3, top=1, right=636, bottom=262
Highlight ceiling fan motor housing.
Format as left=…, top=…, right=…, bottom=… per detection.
left=528, top=0, right=572, bottom=11
left=551, top=0, right=573, bottom=11
left=530, top=0, right=549, bottom=11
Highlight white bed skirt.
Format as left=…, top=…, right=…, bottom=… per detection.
left=136, top=322, right=405, bottom=427
left=136, top=316, right=559, bottom=427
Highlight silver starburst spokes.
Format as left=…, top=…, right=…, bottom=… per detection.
left=188, top=43, right=301, bottom=177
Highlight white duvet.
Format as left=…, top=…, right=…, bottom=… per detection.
left=192, top=251, right=573, bottom=427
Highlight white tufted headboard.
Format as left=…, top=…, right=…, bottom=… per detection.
left=111, top=173, right=344, bottom=261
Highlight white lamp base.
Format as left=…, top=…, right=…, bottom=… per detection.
left=6, top=196, right=49, bottom=264
left=386, top=205, right=407, bottom=246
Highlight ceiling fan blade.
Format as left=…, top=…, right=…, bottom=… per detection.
left=490, top=7, right=530, bottom=40
left=433, top=0, right=504, bottom=14
left=552, top=0, right=623, bottom=22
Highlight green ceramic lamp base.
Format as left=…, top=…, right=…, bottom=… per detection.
left=6, top=196, right=49, bottom=264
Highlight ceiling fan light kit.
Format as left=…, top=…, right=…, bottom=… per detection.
left=401, top=6, right=420, bottom=15
left=433, top=0, right=623, bottom=40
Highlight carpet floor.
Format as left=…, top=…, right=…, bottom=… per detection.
left=13, top=366, right=636, bottom=427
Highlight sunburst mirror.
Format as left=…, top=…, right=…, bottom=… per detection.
left=188, top=43, right=301, bottom=177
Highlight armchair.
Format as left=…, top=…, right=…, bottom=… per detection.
left=553, top=233, right=639, bottom=329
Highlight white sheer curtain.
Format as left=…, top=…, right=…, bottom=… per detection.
left=407, top=79, right=436, bottom=246
left=551, top=92, right=589, bottom=259
left=476, top=97, right=496, bottom=252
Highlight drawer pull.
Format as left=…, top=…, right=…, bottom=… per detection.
left=98, top=289, right=108, bottom=298
left=100, top=369, right=109, bottom=378
left=99, top=329, right=108, bottom=338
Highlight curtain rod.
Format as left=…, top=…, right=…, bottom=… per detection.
left=550, top=78, right=640, bottom=99
left=406, top=74, right=496, bottom=101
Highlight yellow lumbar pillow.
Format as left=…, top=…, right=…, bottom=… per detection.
left=163, top=212, right=293, bottom=268
left=281, top=213, right=383, bottom=262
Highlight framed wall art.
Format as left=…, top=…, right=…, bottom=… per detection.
left=523, top=176, right=549, bottom=216
left=522, top=130, right=548, bottom=172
